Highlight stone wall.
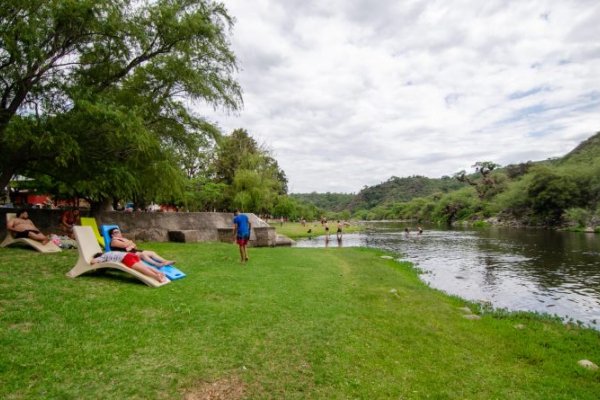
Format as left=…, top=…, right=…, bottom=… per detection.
left=0, top=209, right=277, bottom=247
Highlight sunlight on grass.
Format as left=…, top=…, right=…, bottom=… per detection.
left=1, top=243, right=599, bottom=399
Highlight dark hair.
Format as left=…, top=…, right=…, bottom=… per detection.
left=108, top=228, right=119, bottom=236
left=92, top=252, right=103, bottom=258
left=16, top=210, right=27, bottom=218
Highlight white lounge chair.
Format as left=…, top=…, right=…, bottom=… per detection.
left=1, top=213, right=61, bottom=253
left=66, top=225, right=170, bottom=288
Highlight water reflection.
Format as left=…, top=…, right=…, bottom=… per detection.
left=296, top=223, right=600, bottom=329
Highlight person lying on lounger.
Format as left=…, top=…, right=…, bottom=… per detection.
left=91, top=251, right=167, bottom=283
left=7, top=210, right=50, bottom=245
left=108, top=228, right=174, bottom=267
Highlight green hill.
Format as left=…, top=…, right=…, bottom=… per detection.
left=291, top=131, right=600, bottom=222
left=558, top=131, right=600, bottom=166
left=290, top=192, right=355, bottom=212
left=347, top=175, right=466, bottom=211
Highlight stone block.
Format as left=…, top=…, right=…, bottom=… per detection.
left=217, top=228, right=234, bottom=243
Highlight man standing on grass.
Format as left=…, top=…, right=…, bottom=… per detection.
left=233, top=210, right=251, bottom=263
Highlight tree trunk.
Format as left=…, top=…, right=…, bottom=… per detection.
left=0, top=167, right=15, bottom=196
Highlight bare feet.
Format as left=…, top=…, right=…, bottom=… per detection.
left=157, top=272, right=167, bottom=283
left=161, top=260, right=175, bottom=266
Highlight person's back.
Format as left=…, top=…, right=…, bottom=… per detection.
left=233, top=210, right=251, bottom=263
left=233, top=213, right=250, bottom=237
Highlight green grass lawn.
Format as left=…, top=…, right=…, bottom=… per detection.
left=1, top=242, right=599, bottom=399
left=275, top=221, right=363, bottom=239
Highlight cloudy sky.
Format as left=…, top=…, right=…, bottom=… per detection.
left=202, top=0, right=600, bottom=193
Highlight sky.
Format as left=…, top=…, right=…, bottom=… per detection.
left=200, top=0, right=600, bottom=194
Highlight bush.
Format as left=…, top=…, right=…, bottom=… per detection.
left=563, top=208, right=590, bottom=228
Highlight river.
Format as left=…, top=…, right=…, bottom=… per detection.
left=295, top=222, right=600, bottom=330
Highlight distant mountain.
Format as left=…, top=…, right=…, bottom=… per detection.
left=346, top=175, right=466, bottom=211
left=292, top=176, right=467, bottom=212
left=292, top=131, right=600, bottom=214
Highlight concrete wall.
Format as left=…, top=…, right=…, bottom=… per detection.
left=0, top=209, right=276, bottom=247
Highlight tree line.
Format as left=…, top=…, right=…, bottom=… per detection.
left=334, top=132, right=600, bottom=229
left=4, top=2, right=596, bottom=225
left=0, top=0, right=310, bottom=217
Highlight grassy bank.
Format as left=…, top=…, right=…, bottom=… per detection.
left=275, top=221, right=363, bottom=239
left=1, top=242, right=599, bottom=399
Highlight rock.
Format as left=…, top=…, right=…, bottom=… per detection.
left=578, top=359, right=598, bottom=370
left=463, top=314, right=481, bottom=320
left=389, top=288, right=397, bottom=294
left=514, top=324, right=525, bottom=330
left=458, top=307, right=472, bottom=314
left=275, top=234, right=295, bottom=246
left=380, top=255, right=394, bottom=259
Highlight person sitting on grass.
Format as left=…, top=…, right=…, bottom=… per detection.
left=60, top=209, right=80, bottom=239
left=91, top=251, right=167, bottom=283
left=108, top=228, right=174, bottom=267
left=7, top=210, right=50, bottom=245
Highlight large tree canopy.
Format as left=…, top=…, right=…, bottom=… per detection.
left=0, top=0, right=242, bottom=204
left=210, top=128, right=288, bottom=212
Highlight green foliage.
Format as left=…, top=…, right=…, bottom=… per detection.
left=349, top=175, right=466, bottom=211
left=559, top=131, right=600, bottom=166
left=454, top=161, right=504, bottom=200
left=347, top=132, right=600, bottom=227
left=290, top=192, right=355, bottom=212
left=181, top=177, right=228, bottom=211
left=431, top=187, right=481, bottom=224
left=564, top=208, right=591, bottom=228
left=208, top=129, right=288, bottom=212
left=527, top=166, right=583, bottom=224
left=488, top=174, right=531, bottom=217
left=0, top=0, right=242, bottom=205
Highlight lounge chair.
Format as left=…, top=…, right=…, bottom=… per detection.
left=66, top=225, right=170, bottom=287
left=80, top=217, right=105, bottom=247
left=1, top=213, right=62, bottom=253
left=100, top=224, right=119, bottom=251
left=100, top=224, right=186, bottom=281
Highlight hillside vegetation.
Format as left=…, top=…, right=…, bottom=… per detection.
left=295, top=131, right=600, bottom=229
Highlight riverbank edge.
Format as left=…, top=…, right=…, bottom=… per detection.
left=373, top=246, right=600, bottom=332
left=357, top=217, right=600, bottom=233
left=291, top=225, right=600, bottom=331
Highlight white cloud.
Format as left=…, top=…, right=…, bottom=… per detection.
left=198, top=0, right=600, bottom=193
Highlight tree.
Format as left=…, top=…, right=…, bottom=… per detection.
left=182, top=177, right=227, bottom=211
left=0, top=0, right=242, bottom=202
left=214, top=128, right=260, bottom=185
left=454, top=161, right=501, bottom=199
left=213, top=128, right=288, bottom=211
left=527, top=167, right=582, bottom=225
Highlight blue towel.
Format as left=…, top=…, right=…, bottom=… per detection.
left=146, top=262, right=186, bottom=281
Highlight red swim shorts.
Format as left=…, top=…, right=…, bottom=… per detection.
left=122, top=252, right=140, bottom=268
left=236, top=237, right=249, bottom=246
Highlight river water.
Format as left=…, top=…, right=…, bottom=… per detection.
left=295, top=223, right=600, bottom=330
